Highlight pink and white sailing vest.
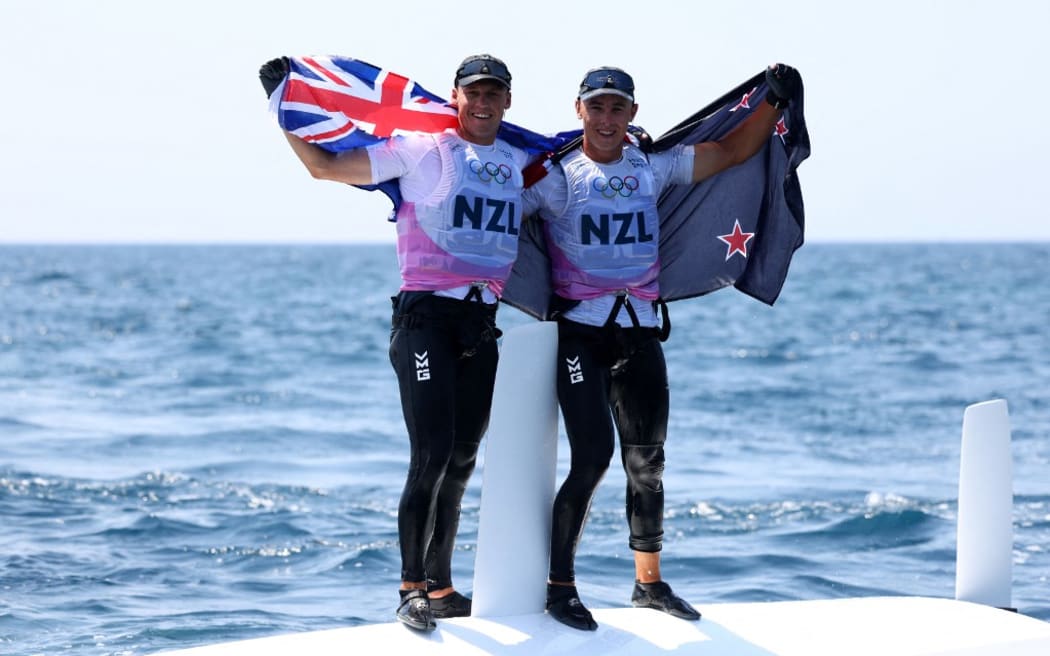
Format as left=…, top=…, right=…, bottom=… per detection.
left=395, top=131, right=527, bottom=296
left=544, top=145, right=662, bottom=301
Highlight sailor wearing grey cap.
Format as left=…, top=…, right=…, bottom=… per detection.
left=523, top=62, right=802, bottom=632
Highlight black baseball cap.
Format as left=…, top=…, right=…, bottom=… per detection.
left=578, top=67, right=635, bottom=102
left=454, top=54, right=512, bottom=89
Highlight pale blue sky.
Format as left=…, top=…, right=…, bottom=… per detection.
left=1, top=0, right=1047, bottom=243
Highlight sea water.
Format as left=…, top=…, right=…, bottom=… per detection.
left=1, top=243, right=1048, bottom=655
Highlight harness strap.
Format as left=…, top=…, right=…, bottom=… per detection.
left=607, top=291, right=642, bottom=329
left=655, top=298, right=671, bottom=342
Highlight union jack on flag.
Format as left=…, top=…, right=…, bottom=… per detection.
left=268, top=55, right=571, bottom=212
left=272, top=56, right=461, bottom=151
left=269, top=55, right=566, bottom=156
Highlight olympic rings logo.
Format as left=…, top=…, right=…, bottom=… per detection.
left=469, top=160, right=513, bottom=184
left=592, top=175, right=639, bottom=198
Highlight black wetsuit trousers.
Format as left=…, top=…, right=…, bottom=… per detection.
left=388, top=293, right=499, bottom=586
left=549, top=320, right=669, bottom=583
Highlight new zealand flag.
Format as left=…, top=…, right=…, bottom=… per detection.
left=502, top=70, right=811, bottom=313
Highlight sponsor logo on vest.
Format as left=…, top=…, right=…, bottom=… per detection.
left=581, top=211, right=654, bottom=245
left=566, top=355, right=583, bottom=384
left=414, top=351, right=430, bottom=381
left=453, top=195, right=519, bottom=235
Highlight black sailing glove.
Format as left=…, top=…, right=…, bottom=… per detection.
left=765, top=63, right=801, bottom=109
left=259, top=57, right=290, bottom=98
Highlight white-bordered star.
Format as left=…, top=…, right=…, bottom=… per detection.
left=717, top=219, right=755, bottom=260
left=730, top=86, right=758, bottom=112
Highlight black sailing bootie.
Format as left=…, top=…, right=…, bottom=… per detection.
left=546, top=583, right=598, bottom=631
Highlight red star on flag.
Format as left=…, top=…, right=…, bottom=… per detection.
left=774, top=117, right=789, bottom=143
left=717, top=219, right=755, bottom=260
left=730, top=87, right=758, bottom=112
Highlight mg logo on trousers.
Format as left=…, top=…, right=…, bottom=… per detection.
left=566, top=355, right=583, bottom=384
left=415, top=351, right=430, bottom=381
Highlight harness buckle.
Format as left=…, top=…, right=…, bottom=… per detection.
left=463, top=281, right=488, bottom=304
left=607, top=290, right=641, bottom=329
